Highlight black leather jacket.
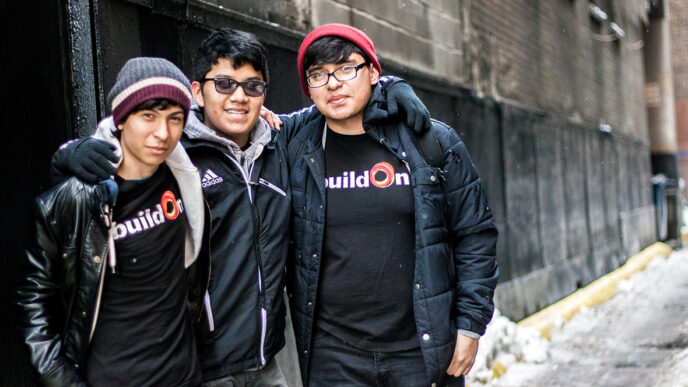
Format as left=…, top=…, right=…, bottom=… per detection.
left=16, top=119, right=211, bottom=387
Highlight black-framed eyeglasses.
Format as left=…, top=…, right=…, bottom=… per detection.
left=306, top=62, right=369, bottom=88
left=201, top=78, right=268, bottom=97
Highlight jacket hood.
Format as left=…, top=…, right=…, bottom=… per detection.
left=93, top=116, right=205, bottom=268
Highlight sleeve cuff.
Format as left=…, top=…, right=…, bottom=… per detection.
left=457, top=329, right=480, bottom=340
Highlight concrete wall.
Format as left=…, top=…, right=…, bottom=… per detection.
left=306, top=0, right=649, bottom=140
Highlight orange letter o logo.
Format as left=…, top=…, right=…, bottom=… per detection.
left=161, top=190, right=179, bottom=220
left=370, top=162, right=395, bottom=188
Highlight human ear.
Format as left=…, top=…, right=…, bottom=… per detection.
left=191, top=81, right=206, bottom=108
left=369, top=65, right=380, bottom=85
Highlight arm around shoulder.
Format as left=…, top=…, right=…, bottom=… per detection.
left=50, top=137, right=119, bottom=186
left=277, top=104, right=321, bottom=144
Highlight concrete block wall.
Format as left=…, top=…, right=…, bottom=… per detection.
left=309, top=0, right=649, bottom=142
left=199, top=0, right=650, bottom=142
left=199, top=0, right=311, bottom=31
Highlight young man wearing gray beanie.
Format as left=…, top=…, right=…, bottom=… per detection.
left=16, top=57, right=210, bottom=387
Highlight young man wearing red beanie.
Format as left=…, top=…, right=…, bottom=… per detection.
left=280, top=23, right=499, bottom=386
left=16, top=57, right=210, bottom=386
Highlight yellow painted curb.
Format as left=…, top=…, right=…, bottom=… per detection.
left=516, top=242, right=672, bottom=340
left=491, top=361, right=508, bottom=379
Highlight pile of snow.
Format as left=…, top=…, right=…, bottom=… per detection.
left=466, top=309, right=550, bottom=386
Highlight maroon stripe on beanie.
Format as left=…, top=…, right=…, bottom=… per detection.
left=112, top=84, right=191, bottom=126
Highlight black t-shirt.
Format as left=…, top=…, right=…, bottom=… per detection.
left=316, top=128, right=419, bottom=352
left=86, top=164, right=202, bottom=387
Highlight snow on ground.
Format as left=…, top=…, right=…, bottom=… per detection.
left=465, top=308, right=550, bottom=386
left=467, top=249, right=688, bottom=387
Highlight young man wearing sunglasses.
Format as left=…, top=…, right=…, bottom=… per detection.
left=279, top=24, right=499, bottom=387
left=50, top=28, right=429, bottom=386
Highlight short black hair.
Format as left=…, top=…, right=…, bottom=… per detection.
left=193, top=28, right=269, bottom=85
left=117, top=98, right=184, bottom=132
left=303, top=36, right=370, bottom=74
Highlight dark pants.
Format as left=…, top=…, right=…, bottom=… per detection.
left=308, top=327, right=464, bottom=387
left=202, top=358, right=288, bottom=387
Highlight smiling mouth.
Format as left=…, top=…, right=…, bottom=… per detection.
left=225, top=109, right=248, bottom=116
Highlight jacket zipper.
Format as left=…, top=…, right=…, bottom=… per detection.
left=200, top=199, right=215, bottom=330
left=89, top=204, right=114, bottom=343
left=227, top=154, right=268, bottom=366
left=258, top=178, right=287, bottom=197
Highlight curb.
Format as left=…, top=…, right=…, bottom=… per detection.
left=516, top=241, right=673, bottom=340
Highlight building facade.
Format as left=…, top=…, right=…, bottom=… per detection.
left=1, top=0, right=660, bottom=385
left=670, top=0, right=688, bottom=195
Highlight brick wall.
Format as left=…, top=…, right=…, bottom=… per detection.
left=670, top=0, right=688, bottom=186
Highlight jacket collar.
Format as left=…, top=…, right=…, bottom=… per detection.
left=184, top=104, right=275, bottom=159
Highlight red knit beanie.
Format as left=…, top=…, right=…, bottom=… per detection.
left=297, top=23, right=381, bottom=97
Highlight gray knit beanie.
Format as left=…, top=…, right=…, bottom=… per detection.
left=107, top=57, right=192, bottom=126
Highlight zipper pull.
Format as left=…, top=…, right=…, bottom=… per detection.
left=103, top=204, right=117, bottom=273
left=204, top=292, right=215, bottom=331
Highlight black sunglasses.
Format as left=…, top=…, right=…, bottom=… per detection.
left=201, top=78, right=268, bottom=97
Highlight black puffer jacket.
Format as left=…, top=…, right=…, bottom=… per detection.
left=282, top=84, right=499, bottom=385
left=16, top=118, right=211, bottom=386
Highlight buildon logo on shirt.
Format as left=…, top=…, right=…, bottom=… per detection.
left=325, top=162, right=411, bottom=190
left=112, top=190, right=184, bottom=241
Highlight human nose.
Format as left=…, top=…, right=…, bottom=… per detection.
left=229, top=84, right=249, bottom=101
left=153, top=119, right=170, bottom=141
left=325, top=72, right=342, bottom=89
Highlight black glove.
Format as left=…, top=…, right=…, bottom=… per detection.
left=69, top=138, right=119, bottom=184
left=386, top=81, right=431, bottom=134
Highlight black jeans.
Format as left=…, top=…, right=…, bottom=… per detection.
left=308, top=327, right=464, bottom=387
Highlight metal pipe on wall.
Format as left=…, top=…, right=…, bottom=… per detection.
left=644, top=0, right=681, bottom=242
